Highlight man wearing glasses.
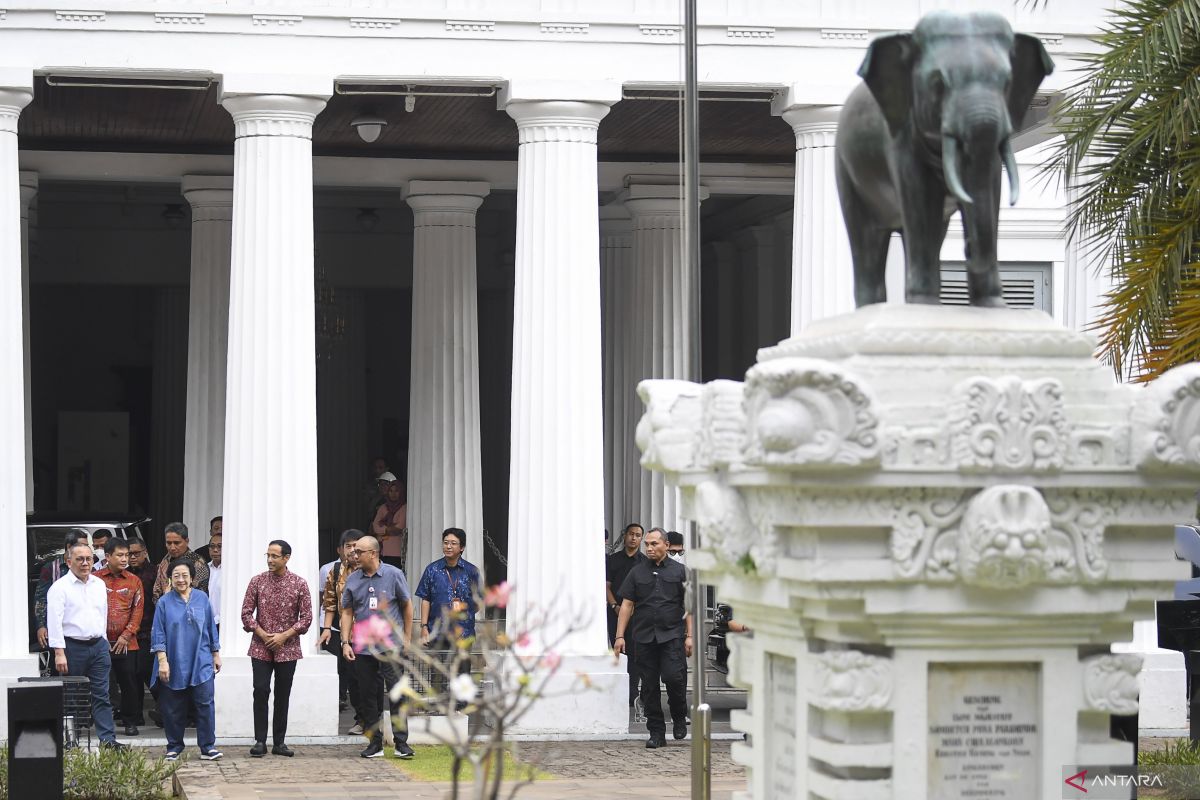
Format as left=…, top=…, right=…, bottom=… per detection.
left=341, top=535, right=415, bottom=760
left=46, top=540, right=128, bottom=750
left=239, top=540, right=313, bottom=758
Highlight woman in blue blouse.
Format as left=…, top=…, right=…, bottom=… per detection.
left=151, top=558, right=222, bottom=762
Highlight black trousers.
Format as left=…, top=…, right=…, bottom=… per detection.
left=636, top=637, right=688, bottom=737
left=322, top=629, right=362, bottom=722
left=609, top=608, right=640, bottom=704
left=251, top=658, right=298, bottom=746
left=109, top=652, right=143, bottom=726
left=353, top=653, right=407, bottom=744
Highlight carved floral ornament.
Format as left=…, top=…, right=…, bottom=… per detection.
left=949, top=376, right=1069, bottom=472
left=1081, top=654, right=1141, bottom=715
left=742, top=358, right=880, bottom=470
left=1133, top=362, right=1200, bottom=474
left=810, top=650, right=893, bottom=711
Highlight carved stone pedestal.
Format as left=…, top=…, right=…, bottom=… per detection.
left=638, top=304, right=1200, bottom=800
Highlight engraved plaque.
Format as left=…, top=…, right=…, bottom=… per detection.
left=927, top=663, right=1040, bottom=800
left=765, top=654, right=797, bottom=800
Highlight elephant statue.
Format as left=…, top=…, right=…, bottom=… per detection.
left=835, top=11, right=1054, bottom=307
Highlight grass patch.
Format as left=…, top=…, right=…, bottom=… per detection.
left=387, top=745, right=555, bottom=784
left=1140, top=739, right=1200, bottom=766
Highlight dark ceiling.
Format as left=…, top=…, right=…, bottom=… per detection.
left=19, top=77, right=795, bottom=164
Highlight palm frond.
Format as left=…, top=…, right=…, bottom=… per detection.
left=1046, top=0, right=1200, bottom=380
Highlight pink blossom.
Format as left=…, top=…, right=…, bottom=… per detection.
left=540, top=650, right=562, bottom=671
left=352, top=615, right=395, bottom=651
left=484, top=581, right=513, bottom=609
left=516, top=632, right=532, bottom=649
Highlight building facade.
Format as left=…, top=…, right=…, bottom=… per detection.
left=0, top=0, right=1159, bottom=738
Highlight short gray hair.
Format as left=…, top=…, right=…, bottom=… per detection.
left=164, top=521, right=189, bottom=541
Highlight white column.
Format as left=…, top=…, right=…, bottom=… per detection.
left=600, top=204, right=632, bottom=538
left=1061, top=177, right=1114, bottom=335
left=0, top=84, right=36, bottom=693
left=181, top=176, right=232, bottom=544
left=217, top=92, right=336, bottom=738
left=19, top=172, right=35, bottom=512
left=623, top=184, right=707, bottom=534
left=148, top=288, right=189, bottom=528
left=405, top=180, right=489, bottom=580
left=781, top=105, right=855, bottom=334
left=503, top=96, right=626, bottom=735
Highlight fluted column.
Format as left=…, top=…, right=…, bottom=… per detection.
left=504, top=99, right=612, bottom=658
left=19, top=172, right=35, bottom=513
left=219, top=93, right=327, bottom=661
left=782, top=105, right=854, bottom=333
left=181, top=177, right=233, bottom=545
left=405, top=181, right=489, bottom=580
left=149, top=288, right=189, bottom=531
left=0, top=87, right=32, bottom=662
left=736, top=224, right=781, bottom=351
left=1062, top=172, right=1113, bottom=335
left=623, top=184, right=707, bottom=534
left=600, top=205, right=632, bottom=537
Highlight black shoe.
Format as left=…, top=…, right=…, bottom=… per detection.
left=673, top=719, right=687, bottom=740
left=271, top=744, right=295, bottom=757
left=249, top=742, right=267, bottom=758
left=392, top=741, right=414, bottom=759
left=360, top=735, right=384, bottom=759
left=124, top=725, right=140, bottom=737
left=100, top=740, right=129, bottom=751
left=645, top=735, right=665, bottom=749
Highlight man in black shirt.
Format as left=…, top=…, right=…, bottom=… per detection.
left=605, top=523, right=645, bottom=704
left=614, top=529, right=692, bottom=749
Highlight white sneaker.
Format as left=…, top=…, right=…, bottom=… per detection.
left=348, top=722, right=365, bottom=735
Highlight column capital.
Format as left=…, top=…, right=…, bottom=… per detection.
left=505, top=100, right=612, bottom=145
left=19, top=171, right=37, bottom=210
left=0, top=88, right=32, bottom=133
left=599, top=203, right=632, bottom=239
left=779, top=104, right=841, bottom=144
left=406, top=180, right=490, bottom=216
left=619, top=183, right=710, bottom=218
left=220, top=94, right=328, bottom=140
left=182, top=175, right=234, bottom=206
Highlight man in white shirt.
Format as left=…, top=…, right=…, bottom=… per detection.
left=47, top=540, right=126, bottom=749
left=208, top=533, right=223, bottom=630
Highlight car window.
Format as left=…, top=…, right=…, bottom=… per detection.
left=29, top=526, right=89, bottom=563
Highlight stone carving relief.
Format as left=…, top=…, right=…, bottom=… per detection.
left=636, top=380, right=702, bottom=473
left=1133, top=363, right=1200, bottom=473
left=810, top=650, right=893, bottom=711
left=692, top=479, right=773, bottom=574
left=743, top=359, right=880, bottom=470
left=1082, top=654, right=1141, bottom=715
left=697, top=380, right=747, bottom=469
left=949, top=376, right=1069, bottom=472
left=890, top=486, right=1111, bottom=585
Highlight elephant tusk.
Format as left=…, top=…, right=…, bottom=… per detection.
left=942, top=135, right=973, bottom=206
left=1001, top=138, right=1020, bottom=206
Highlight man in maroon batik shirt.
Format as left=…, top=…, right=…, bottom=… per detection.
left=240, top=539, right=312, bottom=758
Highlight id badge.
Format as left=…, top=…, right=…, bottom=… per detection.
left=368, top=596, right=379, bottom=610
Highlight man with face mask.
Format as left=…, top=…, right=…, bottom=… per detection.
left=666, top=531, right=685, bottom=563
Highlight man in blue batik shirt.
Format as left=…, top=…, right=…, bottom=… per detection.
left=415, top=528, right=482, bottom=644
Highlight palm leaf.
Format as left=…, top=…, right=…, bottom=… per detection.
left=1046, top=0, right=1200, bottom=380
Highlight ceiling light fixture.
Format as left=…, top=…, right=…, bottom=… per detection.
left=351, top=113, right=387, bottom=143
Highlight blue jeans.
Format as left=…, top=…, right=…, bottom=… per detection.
left=159, top=678, right=216, bottom=753
left=64, top=637, right=116, bottom=744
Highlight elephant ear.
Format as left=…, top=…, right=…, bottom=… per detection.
left=1007, top=34, right=1054, bottom=130
left=857, top=33, right=915, bottom=136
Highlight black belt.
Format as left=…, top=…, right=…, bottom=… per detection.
left=65, top=636, right=102, bottom=646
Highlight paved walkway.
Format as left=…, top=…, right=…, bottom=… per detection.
left=175, top=740, right=746, bottom=799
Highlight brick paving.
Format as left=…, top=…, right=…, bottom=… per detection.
left=175, top=740, right=746, bottom=799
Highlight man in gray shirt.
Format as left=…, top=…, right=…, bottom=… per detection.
left=340, top=535, right=414, bottom=760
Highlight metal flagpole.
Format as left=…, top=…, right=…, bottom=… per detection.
left=684, top=0, right=711, bottom=798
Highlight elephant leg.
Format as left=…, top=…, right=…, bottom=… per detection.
left=847, top=226, right=893, bottom=307
left=899, top=175, right=951, bottom=304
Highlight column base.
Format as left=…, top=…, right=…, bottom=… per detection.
left=214, top=653, right=339, bottom=739
left=507, top=655, right=629, bottom=736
